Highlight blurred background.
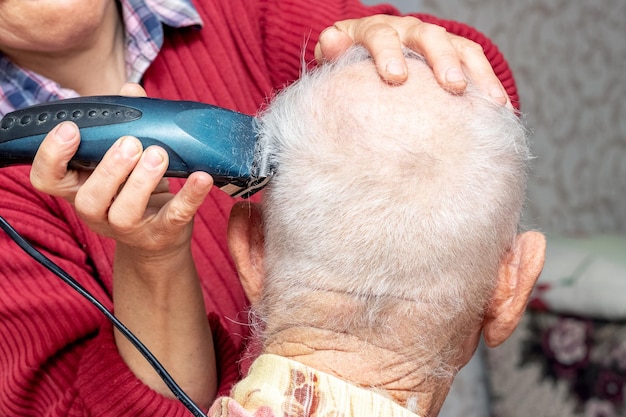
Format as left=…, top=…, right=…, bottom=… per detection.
left=361, top=1, right=626, bottom=416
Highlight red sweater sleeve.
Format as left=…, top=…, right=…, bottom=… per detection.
left=0, top=167, right=193, bottom=415
left=0, top=168, right=244, bottom=416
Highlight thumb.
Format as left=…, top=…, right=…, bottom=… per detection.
left=165, top=171, right=214, bottom=227
left=30, top=121, right=82, bottom=198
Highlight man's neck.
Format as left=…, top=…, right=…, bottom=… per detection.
left=263, top=326, right=452, bottom=416
left=7, top=1, right=126, bottom=96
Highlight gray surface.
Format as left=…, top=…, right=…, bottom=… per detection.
left=360, top=0, right=421, bottom=13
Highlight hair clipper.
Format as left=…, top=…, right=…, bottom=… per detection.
left=0, top=96, right=273, bottom=198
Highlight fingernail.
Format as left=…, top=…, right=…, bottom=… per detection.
left=490, top=85, right=505, bottom=99
left=319, top=26, right=333, bottom=38
left=118, top=136, right=141, bottom=157
left=320, top=26, right=341, bottom=39
left=55, top=122, right=76, bottom=142
left=386, top=59, right=406, bottom=77
left=143, top=147, right=165, bottom=169
left=445, top=68, right=465, bottom=83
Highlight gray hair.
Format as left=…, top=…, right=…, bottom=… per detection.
left=253, top=46, right=531, bottom=376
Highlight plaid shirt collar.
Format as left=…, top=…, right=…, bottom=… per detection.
left=0, top=0, right=202, bottom=116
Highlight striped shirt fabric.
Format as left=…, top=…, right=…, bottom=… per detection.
left=0, top=0, right=202, bottom=116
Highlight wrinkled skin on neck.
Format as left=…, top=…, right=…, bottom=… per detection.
left=263, top=324, right=472, bottom=416
left=257, top=289, right=482, bottom=417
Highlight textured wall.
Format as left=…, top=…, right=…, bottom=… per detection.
left=363, top=0, right=626, bottom=235
left=362, top=0, right=422, bottom=13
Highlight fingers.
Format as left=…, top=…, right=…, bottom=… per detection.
left=30, top=121, right=84, bottom=201
left=317, top=17, right=409, bottom=84
left=163, top=171, right=213, bottom=228
left=404, top=22, right=467, bottom=92
left=449, top=36, right=510, bottom=107
left=315, top=26, right=357, bottom=64
left=110, top=151, right=212, bottom=232
left=108, top=145, right=168, bottom=229
left=31, top=82, right=214, bottom=253
left=315, top=15, right=509, bottom=105
left=119, top=82, right=147, bottom=97
left=73, top=136, right=213, bottom=251
left=30, top=83, right=148, bottom=202
left=110, top=167, right=212, bottom=253
left=317, top=15, right=414, bottom=83
left=335, top=17, right=410, bottom=84
left=74, top=136, right=143, bottom=230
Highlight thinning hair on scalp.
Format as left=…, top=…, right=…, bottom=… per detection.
left=253, top=46, right=531, bottom=373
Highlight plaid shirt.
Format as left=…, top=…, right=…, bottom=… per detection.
left=0, top=0, right=202, bottom=116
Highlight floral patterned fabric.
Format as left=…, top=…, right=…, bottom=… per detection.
left=487, top=310, right=626, bottom=417
left=486, top=236, right=626, bottom=417
left=208, top=354, right=420, bottom=417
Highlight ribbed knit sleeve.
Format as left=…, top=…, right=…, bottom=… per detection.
left=0, top=172, right=246, bottom=416
left=0, top=166, right=115, bottom=415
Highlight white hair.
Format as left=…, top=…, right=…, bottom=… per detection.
left=253, top=46, right=531, bottom=376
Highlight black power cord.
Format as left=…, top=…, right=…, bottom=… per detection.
left=0, top=216, right=206, bottom=417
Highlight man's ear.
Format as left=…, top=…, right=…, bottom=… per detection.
left=227, top=201, right=265, bottom=305
left=483, top=231, right=546, bottom=347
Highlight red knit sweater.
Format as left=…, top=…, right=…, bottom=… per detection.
left=0, top=1, right=517, bottom=416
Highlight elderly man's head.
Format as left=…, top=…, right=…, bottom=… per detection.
left=228, top=46, right=545, bottom=414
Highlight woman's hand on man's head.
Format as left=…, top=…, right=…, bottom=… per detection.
left=315, top=14, right=510, bottom=107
